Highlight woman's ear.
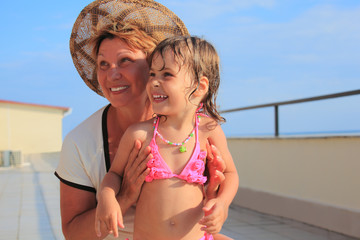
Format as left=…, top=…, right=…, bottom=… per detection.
left=194, top=76, right=209, bottom=97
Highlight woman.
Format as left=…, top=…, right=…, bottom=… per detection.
left=55, top=1, right=231, bottom=239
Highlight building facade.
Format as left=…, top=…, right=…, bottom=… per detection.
left=0, top=100, right=70, bottom=155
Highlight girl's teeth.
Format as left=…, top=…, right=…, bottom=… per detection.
left=153, top=95, right=167, bottom=99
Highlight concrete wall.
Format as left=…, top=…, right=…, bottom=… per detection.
left=0, top=101, right=68, bottom=154
left=25, top=152, right=60, bottom=171
left=228, top=136, right=360, bottom=238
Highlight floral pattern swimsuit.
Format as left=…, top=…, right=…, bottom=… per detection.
left=145, top=113, right=207, bottom=184
left=145, top=112, right=213, bottom=240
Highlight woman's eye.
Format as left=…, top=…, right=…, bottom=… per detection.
left=99, top=61, right=109, bottom=70
left=149, top=72, right=155, bottom=77
left=119, top=57, right=131, bottom=65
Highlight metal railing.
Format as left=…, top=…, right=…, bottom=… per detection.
left=220, top=89, right=360, bottom=137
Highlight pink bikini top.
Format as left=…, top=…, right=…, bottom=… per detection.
left=145, top=113, right=207, bottom=184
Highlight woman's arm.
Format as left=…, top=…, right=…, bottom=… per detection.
left=60, top=183, right=102, bottom=240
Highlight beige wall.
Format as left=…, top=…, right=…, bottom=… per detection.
left=228, top=136, right=360, bottom=237
left=0, top=102, right=69, bottom=154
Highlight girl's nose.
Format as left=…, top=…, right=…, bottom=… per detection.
left=151, top=79, right=160, bottom=87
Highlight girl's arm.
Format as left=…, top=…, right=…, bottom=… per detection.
left=200, top=124, right=239, bottom=234
left=60, top=140, right=150, bottom=240
left=95, top=172, right=124, bottom=237
left=95, top=127, right=141, bottom=237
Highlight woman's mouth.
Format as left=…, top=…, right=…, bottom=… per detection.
left=111, top=86, right=129, bottom=92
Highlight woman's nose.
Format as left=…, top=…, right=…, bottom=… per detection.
left=108, top=64, right=121, bottom=80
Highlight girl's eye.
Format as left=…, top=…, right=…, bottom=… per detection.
left=164, top=72, right=173, bottom=77
left=149, top=72, right=155, bottom=77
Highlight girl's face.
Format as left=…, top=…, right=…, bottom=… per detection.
left=96, top=38, right=149, bottom=108
left=147, top=50, right=196, bottom=116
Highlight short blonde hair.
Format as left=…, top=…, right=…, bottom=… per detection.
left=90, top=19, right=158, bottom=59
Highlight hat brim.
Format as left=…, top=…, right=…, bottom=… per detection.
left=70, top=0, right=189, bottom=96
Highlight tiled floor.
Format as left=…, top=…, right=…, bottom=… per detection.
left=0, top=157, right=358, bottom=240
left=222, top=205, right=359, bottom=240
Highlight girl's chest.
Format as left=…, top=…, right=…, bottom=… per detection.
left=154, top=135, right=207, bottom=174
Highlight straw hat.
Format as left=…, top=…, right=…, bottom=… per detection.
left=70, top=0, right=189, bottom=96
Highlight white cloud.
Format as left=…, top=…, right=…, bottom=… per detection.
left=289, top=5, right=360, bottom=39
left=214, top=3, right=360, bottom=114
left=218, top=4, right=360, bottom=66
left=0, top=50, right=70, bottom=71
left=22, top=51, right=63, bottom=60
left=0, top=61, right=25, bottom=69
left=158, top=0, right=275, bottom=22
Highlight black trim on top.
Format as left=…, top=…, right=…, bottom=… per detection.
left=102, top=104, right=112, bottom=172
left=54, top=172, right=96, bottom=193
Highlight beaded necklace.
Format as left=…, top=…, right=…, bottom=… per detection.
left=154, top=115, right=201, bottom=153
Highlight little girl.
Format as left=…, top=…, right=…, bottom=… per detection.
left=95, top=36, right=239, bottom=240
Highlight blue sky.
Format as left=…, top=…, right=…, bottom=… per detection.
left=1, top=0, right=359, bottom=137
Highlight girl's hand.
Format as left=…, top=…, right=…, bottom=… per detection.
left=117, top=140, right=151, bottom=210
left=199, top=197, right=228, bottom=235
left=95, top=194, right=124, bottom=238
left=206, top=143, right=226, bottom=199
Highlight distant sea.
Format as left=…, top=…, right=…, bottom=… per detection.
left=226, top=129, right=360, bottom=138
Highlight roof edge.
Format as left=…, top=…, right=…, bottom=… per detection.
left=0, top=99, right=71, bottom=113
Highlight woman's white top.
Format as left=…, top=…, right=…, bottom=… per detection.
left=55, top=105, right=135, bottom=239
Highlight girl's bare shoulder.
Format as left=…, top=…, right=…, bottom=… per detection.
left=199, top=115, right=221, bottom=133
left=125, top=118, right=155, bottom=141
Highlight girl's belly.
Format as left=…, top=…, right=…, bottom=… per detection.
left=134, top=179, right=205, bottom=240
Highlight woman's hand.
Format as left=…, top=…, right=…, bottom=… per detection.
left=199, top=197, right=228, bottom=235
left=206, top=143, right=226, bottom=199
left=201, top=143, right=228, bottom=235
left=117, top=139, right=151, bottom=212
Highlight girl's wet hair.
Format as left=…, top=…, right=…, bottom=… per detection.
left=148, top=36, right=225, bottom=123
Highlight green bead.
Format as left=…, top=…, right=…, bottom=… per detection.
left=189, top=133, right=194, bottom=137
left=179, top=146, right=187, bottom=153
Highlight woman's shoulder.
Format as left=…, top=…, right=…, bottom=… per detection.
left=64, top=105, right=108, bottom=142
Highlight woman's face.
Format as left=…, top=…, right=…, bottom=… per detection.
left=96, top=38, right=149, bottom=108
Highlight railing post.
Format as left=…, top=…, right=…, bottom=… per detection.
left=275, top=105, right=279, bottom=137
left=219, top=89, right=360, bottom=137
